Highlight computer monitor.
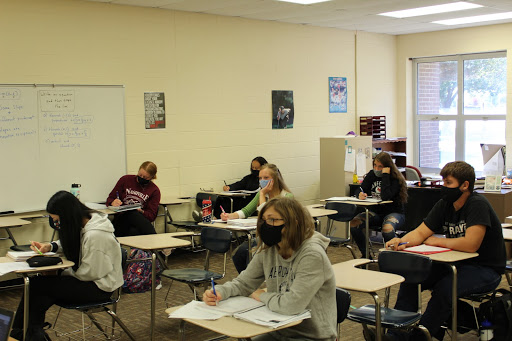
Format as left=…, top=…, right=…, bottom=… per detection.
left=0, top=307, right=14, bottom=341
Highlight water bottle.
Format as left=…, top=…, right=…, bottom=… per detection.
left=202, top=197, right=212, bottom=223
left=70, top=184, right=81, bottom=199
left=480, top=319, right=493, bottom=341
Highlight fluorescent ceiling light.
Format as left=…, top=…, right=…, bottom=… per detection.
left=433, top=11, right=512, bottom=25
left=379, top=1, right=482, bottom=18
left=276, top=0, right=331, bottom=4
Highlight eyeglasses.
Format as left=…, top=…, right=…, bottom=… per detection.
left=263, top=218, right=285, bottom=226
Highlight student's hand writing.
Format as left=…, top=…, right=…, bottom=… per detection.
left=31, top=241, right=51, bottom=253
left=261, top=179, right=273, bottom=195
left=386, top=238, right=407, bottom=251
left=203, top=289, right=222, bottom=305
left=220, top=212, right=231, bottom=221
left=358, top=192, right=367, bottom=200
left=382, top=167, right=391, bottom=174
left=250, top=289, right=265, bottom=302
left=137, top=208, right=144, bottom=214
left=223, top=185, right=230, bottom=191
left=111, top=199, right=122, bottom=207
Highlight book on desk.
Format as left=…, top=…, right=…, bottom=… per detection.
left=169, top=296, right=310, bottom=328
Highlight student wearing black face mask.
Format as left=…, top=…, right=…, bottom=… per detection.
left=203, top=197, right=337, bottom=341
left=385, top=161, right=505, bottom=341
left=106, top=161, right=161, bottom=236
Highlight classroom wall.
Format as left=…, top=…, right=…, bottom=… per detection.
left=396, top=23, right=512, bottom=166
left=0, top=0, right=397, bottom=254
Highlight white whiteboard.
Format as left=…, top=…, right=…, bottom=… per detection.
left=0, top=84, right=126, bottom=213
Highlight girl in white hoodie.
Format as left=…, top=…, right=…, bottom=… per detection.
left=204, top=197, right=337, bottom=341
left=11, top=191, right=123, bottom=341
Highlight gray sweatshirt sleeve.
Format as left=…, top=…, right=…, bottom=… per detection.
left=215, top=251, right=266, bottom=300
left=259, top=248, right=328, bottom=315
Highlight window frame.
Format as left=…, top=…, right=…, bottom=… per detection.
left=412, top=51, right=506, bottom=167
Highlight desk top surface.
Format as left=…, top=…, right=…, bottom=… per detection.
left=117, top=233, right=191, bottom=250
left=0, top=257, right=74, bottom=273
left=332, top=259, right=404, bottom=292
left=321, top=198, right=393, bottom=206
left=160, top=196, right=193, bottom=205
left=502, top=228, right=512, bottom=241
left=165, top=306, right=301, bottom=338
left=304, top=205, right=337, bottom=218
left=378, top=248, right=478, bottom=262
left=0, top=216, right=31, bottom=227
left=199, top=222, right=256, bottom=232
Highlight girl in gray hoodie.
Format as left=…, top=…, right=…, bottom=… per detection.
left=204, top=197, right=337, bottom=341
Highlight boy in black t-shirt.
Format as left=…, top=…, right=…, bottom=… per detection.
left=385, top=161, right=505, bottom=341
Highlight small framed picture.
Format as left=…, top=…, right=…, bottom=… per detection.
left=484, top=175, right=502, bottom=192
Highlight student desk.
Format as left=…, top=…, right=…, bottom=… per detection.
left=321, top=199, right=392, bottom=261
left=165, top=306, right=302, bottom=341
left=117, top=233, right=191, bottom=341
left=332, top=259, right=404, bottom=341
left=159, top=196, right=194, bottom=232
left=0, top=217, right=31, bottom=248
left=0, top=257, right=74, bottom=340
left=304, top=205, right=337, bottom=234
left=199, top=222, right=256, bottom=262
left=199, top=191, right=252, bottom=213
left=502, top=227, right=512, bottom=241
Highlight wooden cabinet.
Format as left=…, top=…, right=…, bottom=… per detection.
left=372, top=138, right=406, bottom=173
left=320, top=136, right=373, bottom=198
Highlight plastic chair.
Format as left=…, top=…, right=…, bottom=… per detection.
left=52, top=248, right=136, bottom=341
left=336, top=288, right=351, bottom=341
left=325, top=202, right=357, bottom=259
left=162, top=226, right=232, bottom=301
left=347, top=251, right=432, bottom=340
left=405, top=165, right=422, bottom=181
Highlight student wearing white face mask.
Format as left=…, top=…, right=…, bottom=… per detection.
left=221, top=164, right=293, bottom=273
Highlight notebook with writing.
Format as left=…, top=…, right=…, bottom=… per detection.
left=0, top=307, right=14, bottom=341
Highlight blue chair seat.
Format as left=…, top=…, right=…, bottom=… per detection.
left=348, top=304, right=422, bottom=328
left=161, top=269, right=223, bottom=283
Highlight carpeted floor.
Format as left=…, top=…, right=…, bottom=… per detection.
left=1, top=242, right=507, bottom=340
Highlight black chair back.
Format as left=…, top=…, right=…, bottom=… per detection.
left=201, top=226, right=232, bottom=253
left=325, top=202, right=358, bottom=223
left=378, top=251, right=432, bottom=284
left=336, top=288, right=351, bottom=323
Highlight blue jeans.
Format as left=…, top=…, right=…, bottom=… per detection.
left=350, top=212, right=405, bottom=257
left=393, top=263, right=501, bottom=340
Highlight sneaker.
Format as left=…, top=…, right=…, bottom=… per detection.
left=155, top=283, right=162, bottom=290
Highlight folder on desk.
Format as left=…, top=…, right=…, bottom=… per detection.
left=108, top=204, right=141, bottom=212
left=403, top=245, right=451, bottom=255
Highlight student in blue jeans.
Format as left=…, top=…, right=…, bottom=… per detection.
left=385, top=161, right=505, bottom=341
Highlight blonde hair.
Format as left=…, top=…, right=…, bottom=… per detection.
left=256, top=197, right=314, bottom=258
left=140, top=161, right=157, bottom=180
left=260, top=164, right=291, bottom=193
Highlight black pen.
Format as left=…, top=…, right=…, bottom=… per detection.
left=223, top=180, right=227, bottom=186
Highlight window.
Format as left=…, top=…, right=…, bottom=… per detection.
left=413, top=52, right=506, bottom=174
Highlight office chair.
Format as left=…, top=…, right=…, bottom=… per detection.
left=52, top=247, right=137, bottom=341
left=336, top=288, right=351, bottom=341
left=325, top=202, right=358, bottom=259
left=162, top=226, right=232, bottom=302
left=405, top=165, right=422, bottom=182
left=347, top=251, right=432, bottom=340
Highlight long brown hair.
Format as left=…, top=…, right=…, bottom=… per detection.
left=140, top=161, right=157, bottom=179
left=256, top=197, right=314, bottom=258
left=374, top=152, right=408, bottom=203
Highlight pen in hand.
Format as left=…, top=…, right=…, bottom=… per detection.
left=211, top=277, right=218, bottom=304
left=223, top=180, right=227, bottom=186
left=116, top=191, right=120, bottom=200
left=220, top=205, right=226, bottom=214
left=31, top=241, right=44, bottom=255
left=389, top=242, right=409, bottom=250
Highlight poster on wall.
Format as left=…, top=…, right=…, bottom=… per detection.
left=272, top=90, right=294, bottom=129
left=329, top=77, right=347, bottom=113
left=144, top=92, right=166, bottom=129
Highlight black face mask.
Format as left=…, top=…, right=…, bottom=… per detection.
left=441, top=186, right=463, bottom=204
left=137, top=176, right=150, bottom=186
left=251, top=169, right=259, bottom=176
left=259, top=222, right=285, bottom=247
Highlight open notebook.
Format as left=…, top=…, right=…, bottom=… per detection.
left=404, top=245, right=451, bottom=255
left=169, top=296, right=310, bottom=328
left=108, top=204, right=141, bottom=212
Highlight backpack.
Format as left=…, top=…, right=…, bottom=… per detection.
left=122, top=248, right=161, bottom=293
left=478, top=288, right=512, bottom=341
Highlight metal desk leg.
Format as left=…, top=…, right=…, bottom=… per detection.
left=229, top=198, right=234, bottom=213
left=179, top=320, right=186, bottom=341
left=247, top=233, right=253, bottom=261
left=151, top=252, right=157, bottom=341
left=450, top=264, right=458, bottom=341
left=372, top=292, right=382, bottom=341
left=164, top=205, right=169, bottom=233
left=23, top=275, right=30, bottom=340
left=4, top=227, right=18, bottom=245
left=365, top=208, right=370, bottom=269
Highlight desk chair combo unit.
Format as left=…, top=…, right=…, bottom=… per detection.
left=51, top=248, right=136, bottom=341
left=347, top=251, right=432, bottom=341
left=335, top=288, right=351, bottom=341
left=162, top=226, right=232, bottom=302
left=324, top=202, right=357, bottom=259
